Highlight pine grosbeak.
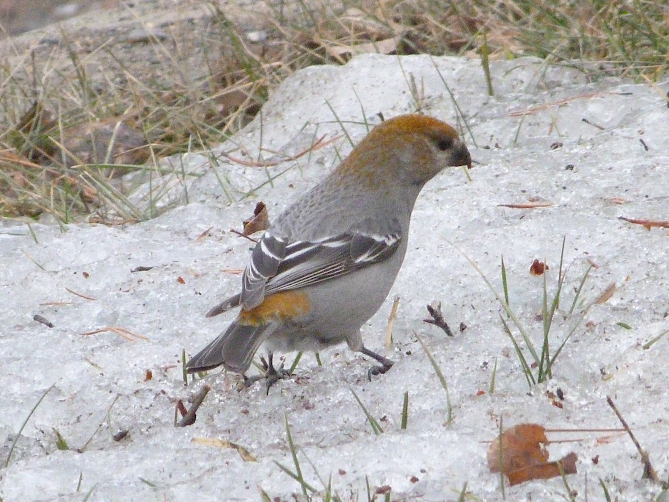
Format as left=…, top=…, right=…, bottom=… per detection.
left=187, top=114, right=471, bottom=384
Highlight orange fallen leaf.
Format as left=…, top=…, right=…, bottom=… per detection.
left=506, top=452, right=577, bottom=485
left=487, top=423, right=578, bottom=486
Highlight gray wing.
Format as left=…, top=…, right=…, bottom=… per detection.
left=262, top=232, right=401, bottom=296
left=208, top=222, right=403, bottom=316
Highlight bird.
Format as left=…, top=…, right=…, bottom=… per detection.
left=187, top=114, right=472, bottom=387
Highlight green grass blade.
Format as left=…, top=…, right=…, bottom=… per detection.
left=401, top=391, right=409, bottom=430
left=4, top=382, right=56, bottom=468
left=350, top=388, right=383, bottom=435
left=499, top=314, right=535, bottom=388
left=414, top=331, right=452, bottom=423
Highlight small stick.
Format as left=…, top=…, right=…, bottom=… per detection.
left=606, top=396, right=660, bottom=483
left=424, top=302, right=453, bottom=337
left=33, top=314, right=54, bottom=328
left=385, top=296, right=400, bottom=348
left=581, top=117, right=605, bottom=130
left=176, top=385, right=211, bottom=427
left=131, top=266, right=153, bottom=273
left=230, top=229, right=259, bottom=243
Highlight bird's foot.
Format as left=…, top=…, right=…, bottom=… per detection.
left=241, top=353, right=291, bottom=393
left=360, top=346, right=394, bottom=381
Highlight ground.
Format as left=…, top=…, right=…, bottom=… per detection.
left=1, top=54, right=669, bottom=501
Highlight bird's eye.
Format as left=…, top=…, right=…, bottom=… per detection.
left=436, top=137, right=453, bottom=151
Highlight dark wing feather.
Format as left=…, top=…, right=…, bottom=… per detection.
left=263, top=231, right=402, bottom=296
left=239, top=233, right=286, bottom=309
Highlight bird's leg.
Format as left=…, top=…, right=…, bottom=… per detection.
left=360, top=346, right=394, bottom=380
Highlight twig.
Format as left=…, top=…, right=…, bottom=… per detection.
left=581, top=117, right=605, bottom=130
left=33, top=314, right=54, bottom=328
left=606, top=396, right=660, bottom=483
left=424, top=302, right=453, bottom=336
left=176, top=384, right=211, bottom=427
left=230, top=229, right=259, bottom=243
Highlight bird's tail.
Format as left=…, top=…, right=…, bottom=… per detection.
left=186, top=318, right=279, bottom=374
left=205, top=293, right=241, bottom=318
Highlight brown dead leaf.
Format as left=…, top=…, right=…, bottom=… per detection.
left=243, top=202, right=269, bottom=236
left=529, top=259, right=548, bottom=276
left=487, top=423, right=577, bottom=486
left=488, top=424, right=549, bottom=473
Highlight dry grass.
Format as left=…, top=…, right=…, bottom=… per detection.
left=1, top=0, right=667, bottom=223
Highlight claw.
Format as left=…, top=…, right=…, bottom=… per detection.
left=240, top=353, right=291, bottom=393
left=361, top=346, right=394, bottom=381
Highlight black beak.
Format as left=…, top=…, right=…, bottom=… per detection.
left=451, top=141, right=472, bottom=169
